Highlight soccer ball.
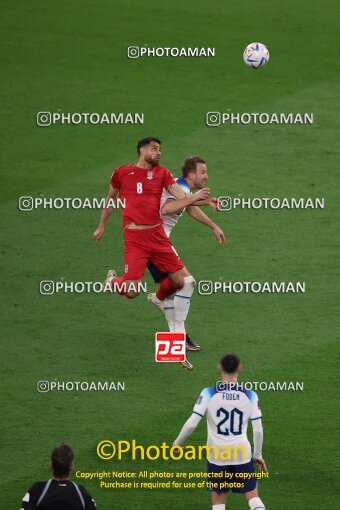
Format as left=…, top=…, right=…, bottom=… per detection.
left=243, top=42, right=269, bottom=69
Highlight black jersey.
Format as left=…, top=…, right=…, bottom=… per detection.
left=20, top=479, right=96, bottom=510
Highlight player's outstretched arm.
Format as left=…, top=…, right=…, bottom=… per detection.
left=173, top=413, right=202, bottom=446
left=93, top=185, right=119, bottom=241
left=190, top=197, right=218, bottom=210
left=161, top=183, right=210, bottom=215
left=186, top=206, right=227, bottom=244
left=251, top=418, right=267, bottom=472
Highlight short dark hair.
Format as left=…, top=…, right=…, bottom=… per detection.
left=51, top=444, right=74, bottom=478
left=220, top=353, right=240, bottom=374
left=182, top=156, right=206, bottom=178
left=137, top=137, right=161, bottom=155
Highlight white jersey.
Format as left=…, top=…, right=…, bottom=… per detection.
left=160, top=176, right=191, bottom=237
left=193, top=384, right=262, bottom=465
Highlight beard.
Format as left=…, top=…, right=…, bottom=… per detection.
left=145, top=155, right=160, bottom=167
left=194, top=180, right=206, bottom=189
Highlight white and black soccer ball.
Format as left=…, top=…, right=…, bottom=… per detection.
left=243, top=42, right=269, bottom=69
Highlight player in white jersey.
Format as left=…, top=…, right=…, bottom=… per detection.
left=173, top=353, right=267, bottom=510
left=147, top=157, right=226, bottom=365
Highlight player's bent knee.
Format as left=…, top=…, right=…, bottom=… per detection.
left=177, top=276, right=185, bottom=288
left=125, top=291, right=140, bottom=299
left=169, top=273, right=184, bottom=288
left=181, top=266, right=191, bottom=277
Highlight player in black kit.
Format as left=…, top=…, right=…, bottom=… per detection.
left=19, top=444, right=96, bottom=509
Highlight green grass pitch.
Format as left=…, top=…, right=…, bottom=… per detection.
left=1, top=0, right=340, bottom=508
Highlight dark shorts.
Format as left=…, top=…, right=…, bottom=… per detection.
left=207, top=460, right=257, bottom=494
left=146, top=260, right=168, bottom=283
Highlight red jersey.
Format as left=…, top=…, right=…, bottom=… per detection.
left=110, top=164, right=176, bottom=228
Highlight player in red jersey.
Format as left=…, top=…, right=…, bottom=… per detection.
left=93, top=138, right=210, bottom=360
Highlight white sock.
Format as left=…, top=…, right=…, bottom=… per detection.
left=164, top=296, right=175, bottom=332
left=248, top=497, right=265, bottom=509
left=212, top=505, right=225, bottom=510
left=173, top=276, right=195, bottom=332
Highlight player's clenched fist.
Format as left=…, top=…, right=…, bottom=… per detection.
left=93, top=225, right=104, bottom=241
left=208, top=197, right=218, bottom=211
left=194, top=187, right=210, bottom=201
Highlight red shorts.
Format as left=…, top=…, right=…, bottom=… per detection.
left=123, top=225, right=184, bottom=280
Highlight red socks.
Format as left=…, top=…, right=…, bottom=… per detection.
left=156, top=277, right=181, bottom=301
left=111, top=276, right=180, bottom=300
left=111, top=277, right=126, bottom=295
